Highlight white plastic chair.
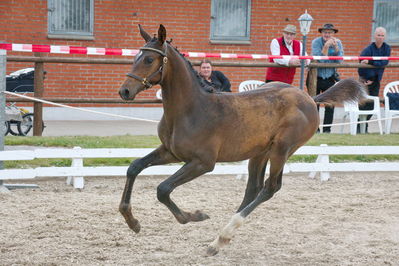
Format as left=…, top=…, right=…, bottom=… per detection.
left=238, top=80, right=264, bottom=92
left=156, top=89, right=162, bottom=100
left=341, top=95, right=383, bottom=135
left=383, top=81, right=399, bottom=134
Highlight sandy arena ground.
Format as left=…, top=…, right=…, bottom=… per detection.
left=1, top=172, right=398, bottom=265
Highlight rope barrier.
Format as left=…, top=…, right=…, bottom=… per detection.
left=3, top=91, right=160, bottom=123
left=319, top=116, right=397, bottom=128
left=1, top=42, right=399, bottom=60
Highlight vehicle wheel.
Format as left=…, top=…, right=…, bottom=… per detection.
left=4, top=121, right=10, bottom=136
left=8, top=121, right=20, bottom=136
left=17, top=113, right=33, bottom=136
left=17, top=113, right=45, bottom=136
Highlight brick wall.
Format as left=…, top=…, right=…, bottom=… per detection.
left=1, top=0, right=397, bottom=107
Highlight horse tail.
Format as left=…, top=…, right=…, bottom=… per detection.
left=312, top=78, right=367, bottom=105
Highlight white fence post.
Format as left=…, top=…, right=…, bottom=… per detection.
left=308, top=144, right=331, bottom=181
left=235, top=160, right=248, bottom=181
left=66, top=146, right=84, bottom=189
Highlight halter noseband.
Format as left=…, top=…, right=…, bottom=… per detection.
left=126, top=47, right=168, bottom=89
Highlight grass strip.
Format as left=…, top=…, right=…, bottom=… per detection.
left=4, top=133, right=399, bottom=167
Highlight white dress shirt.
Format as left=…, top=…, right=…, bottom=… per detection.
left=270, top=38, right=309, bottom=66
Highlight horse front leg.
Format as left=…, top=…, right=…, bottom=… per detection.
left=157, top=160, right=215, bottom=224
left=119, top=145, right=178, bottom=233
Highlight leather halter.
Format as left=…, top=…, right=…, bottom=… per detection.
left=126, top=46, right=168, bottom=89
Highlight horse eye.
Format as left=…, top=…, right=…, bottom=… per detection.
left=145, top=57, right=154, bottom=64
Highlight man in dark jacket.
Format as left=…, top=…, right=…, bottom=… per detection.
left=358, top=27, right=391, bottom=132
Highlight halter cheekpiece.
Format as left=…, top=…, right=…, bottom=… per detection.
left=126, top=46, right=168, bottom=89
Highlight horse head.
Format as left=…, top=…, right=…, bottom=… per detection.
left=119, top=24, right=168, bottom=100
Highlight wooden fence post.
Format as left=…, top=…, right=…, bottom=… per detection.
left=307, top=66, right=317, bottom=97
left=33, top=53, right=44, bottom=136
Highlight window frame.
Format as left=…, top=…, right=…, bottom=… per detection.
left=372, top=0, right=399, bottom=45
left=210, top=0, right=252, bottom=44
left=47, top=0, right=95, bottom=40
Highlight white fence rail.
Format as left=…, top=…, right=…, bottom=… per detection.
left=1, top=145, right=399, bottom=189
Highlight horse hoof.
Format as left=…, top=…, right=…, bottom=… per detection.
left=193, top=210, right=210, bottom=221
left=206, top=246, right=219, bottom=256
left=131, top=223, right=141, bottom=233
left=127, top=219, right=141, bottom=233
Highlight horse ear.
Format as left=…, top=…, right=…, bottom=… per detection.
left=158, top=24, right=166, bottom=45
left=138, top=24, right=152, bottom=42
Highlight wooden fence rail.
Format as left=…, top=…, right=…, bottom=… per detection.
left=5, top=54, right=399, bottom=135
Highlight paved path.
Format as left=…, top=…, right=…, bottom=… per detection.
left=33, top=120, right=159, bottom=136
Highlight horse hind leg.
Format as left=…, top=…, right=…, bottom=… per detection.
left=119, top=146, right=178, bottom=233
left=207, top=145, right=287, bottom=256
left=236, top=154, right=268, bottom=212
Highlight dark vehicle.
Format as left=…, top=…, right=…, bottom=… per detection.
left=5, top=68, right=45, bottom=136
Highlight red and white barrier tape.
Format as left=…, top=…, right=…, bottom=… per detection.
left=0, top=43, right=139, bottom=56
left=1, top=42, right=398, bottom=61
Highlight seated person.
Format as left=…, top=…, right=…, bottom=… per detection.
left=199, top=59, right=231, bottom=92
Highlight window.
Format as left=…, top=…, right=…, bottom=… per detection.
left=210, top=0, right=251, bottom=44
left=47, top=0, right=94, bottom=40
left=373, top=0, right=399, bottom=45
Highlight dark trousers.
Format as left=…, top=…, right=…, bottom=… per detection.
left=358, top=78, right=380, bottom=131
left=359, top=78, right=380, bottom=120
left=317, top=77, right=336, bottom=132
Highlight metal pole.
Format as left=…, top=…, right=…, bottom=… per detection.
left=0, top=48, right=8, bottom=192
left=0, top=50, right=37, bottom=191
left=299, top=35, right=307, bottom=90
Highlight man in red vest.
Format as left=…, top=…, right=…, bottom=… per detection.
left=266, top=24, right=308, bottom=84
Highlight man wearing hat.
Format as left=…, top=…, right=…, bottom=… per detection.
left=311, top=23, right=344, bottom=133
left=266, top=24, right=308, bottom=84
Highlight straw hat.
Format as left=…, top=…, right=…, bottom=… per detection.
left=283, top=24, right=297, bottom=34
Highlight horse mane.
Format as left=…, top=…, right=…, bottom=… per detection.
left=148, top=38, right=216, bottom=92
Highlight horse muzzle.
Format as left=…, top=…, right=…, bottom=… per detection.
left=119, top=79, right=140, bottom=100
